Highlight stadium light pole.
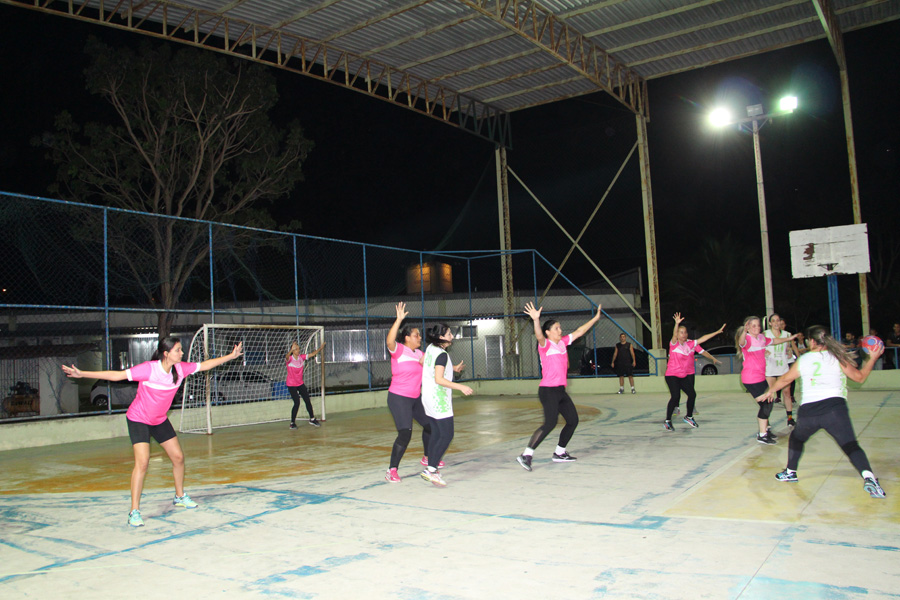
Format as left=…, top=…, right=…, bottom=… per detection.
left=709, top=96, right=798, bottom=318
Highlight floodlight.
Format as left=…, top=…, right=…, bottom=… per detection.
left=709, top=107, right=732, bottom=127
left=779, top=96, right=798, bottom=112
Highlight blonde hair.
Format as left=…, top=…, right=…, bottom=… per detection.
left=735, top=316, right=760, bottom=354
left=806, top=325, right=856, bottom=368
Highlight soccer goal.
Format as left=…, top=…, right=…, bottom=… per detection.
left=179, top=324, right=325, bottom=434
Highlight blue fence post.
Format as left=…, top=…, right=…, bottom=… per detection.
left=103, top=208, right=111, bottom=412
left=467, top=256, right=475, bottom=380
left=363, top=245, right=372, bottom=391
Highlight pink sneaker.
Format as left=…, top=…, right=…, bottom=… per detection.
left=420, top=456, right=445, bottom=469
left=420, top=469, right=447, bottom=487
left=384, top=468, right=401, bottom=483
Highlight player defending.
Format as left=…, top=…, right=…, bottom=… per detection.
left=62, top=337, right=243, bottom=527
left=516, top=302, right=603, bottom=471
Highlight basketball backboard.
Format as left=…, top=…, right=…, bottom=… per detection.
left=789, top=223, right=869, bottom=279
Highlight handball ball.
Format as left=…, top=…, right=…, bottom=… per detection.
left=859, top=335, right=883, bottom=353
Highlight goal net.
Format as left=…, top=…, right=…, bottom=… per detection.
left=179, top=324, right=325, bottom=434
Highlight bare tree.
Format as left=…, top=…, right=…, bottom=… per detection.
left=39, top=38, right=313, bottom=338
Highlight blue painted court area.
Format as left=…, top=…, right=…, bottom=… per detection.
left=1, top=392, right=898, bottom=599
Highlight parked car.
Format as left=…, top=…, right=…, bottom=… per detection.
left=695, top=346, right=740, bottom=375
left=90, top=380, right=138, bottom=408
left=210, top=369, right=275, bottom=404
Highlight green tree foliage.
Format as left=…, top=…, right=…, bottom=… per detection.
left=38, top=38, right=313, bottom=338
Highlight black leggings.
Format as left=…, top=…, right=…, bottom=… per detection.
left=288, top=385, right=315, bottom=422
left=665, top=375, right=696, bottom=419
left=387, top=392, right=432, bottom=469
left=745, top=381, right=773, bottom=420
left=527, top=386, right=579, bottom=450
left=427, top=417, right=454, bottom=469
left=787, top=397, right=872, bottom=474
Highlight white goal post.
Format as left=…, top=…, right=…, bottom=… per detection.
left=179, top=324, right=325, bottom=434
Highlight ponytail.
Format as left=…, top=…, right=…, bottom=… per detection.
left=806, top=325, right=856, bottom=368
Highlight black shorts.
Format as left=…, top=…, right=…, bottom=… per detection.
left=127, top=417, right=177, bottom=445
left=743, top=381, right=768, bottom=398
left=615, top=364, right=634, bottom=377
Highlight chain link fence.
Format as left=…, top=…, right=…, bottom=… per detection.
left=0, top=192, right=655, bottom=422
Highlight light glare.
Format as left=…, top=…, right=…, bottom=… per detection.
left=709, top=107, right=732, bottom=127
left=779, top=96, right=798, bottom=112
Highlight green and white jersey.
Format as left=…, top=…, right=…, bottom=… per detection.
left=796, top=351, right=847, bottom=405
left=764, top=329, right=791, bottom=376
left=421, top=344, right=454, bottom=420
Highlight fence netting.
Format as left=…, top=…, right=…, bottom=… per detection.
left=0, top=192, right=654, bottom=421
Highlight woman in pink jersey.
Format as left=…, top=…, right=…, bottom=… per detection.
left=62, top=336, right=242, bottom=528
left=516, top=301, right=603, bottom=472
left=286, top=340, right=326, bottom=429
left=663, top=313, right=725, bottom=431
left=735, top=316, right=796, bottom=445
left=384, top=302, right=432, bottom=483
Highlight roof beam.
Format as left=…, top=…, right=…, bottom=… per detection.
left=359, top=12, right=480, bottom=57
left=605, top=0, right=807, bottom=53
left=811, top=0, right=846, bottom=69
left=455, top=0, right=648, bottom=117
left=318, top=0, right=431, bottom=44
left=584, top=0, right=725, bottom=36
left=3, top=0, right=512, bottom=148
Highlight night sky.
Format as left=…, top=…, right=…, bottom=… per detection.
left=2, top=4, right=898, bottom=334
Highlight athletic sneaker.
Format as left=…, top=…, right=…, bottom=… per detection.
left=420, top=456, right=445, bottom=469
left=756, top=433, right=776, bottom=445
left=385, top=468, right=401, bottom=483
left=308, top=418, right=321, bottom=427
left=552, top=451, right=577, bottom=462
left=664, top=420, right=674, bottom=431
left=516, top=454, right=533, bottom=471
left=128, top=509, right=144, bottom=528
left=775, top=468, right=798, bottom=482
left=173, top=493, right=198, bottom=508
left=673, top=406, right=680, bottom=416
left=787, top=417, right=796, bottom=428
left=682, top=416, right=698, bottom=428
left=864, top=477, right=886, bottom=499
left=617, top=388, right=624, bottom=394
left=766, top=428, right=778, bottom=440
left=420, top=469, right=447, bottom=487
left=289, top=423, right=297, bottom=429
left=631, top=388, right=636, bottom=394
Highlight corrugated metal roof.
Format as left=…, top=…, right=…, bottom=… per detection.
left=6, top=0, right=899, bottom=141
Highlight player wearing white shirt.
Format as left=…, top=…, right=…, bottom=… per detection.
left=764, top=325, right=886, bottom=499
left=764, top=313, right=800, bottom=428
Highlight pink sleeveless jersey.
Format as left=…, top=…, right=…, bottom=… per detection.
left=538, top=334, right=572, bottom=387
left=388, top=342, right=424, bottom=398
left=125, top=360, right=199, bottom=425
left=286, top=354, right=308, bottom=387
left=740, top=333, right=773, bottom=384
left=666, top=340, right=703, bottom=378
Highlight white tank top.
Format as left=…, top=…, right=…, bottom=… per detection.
left=796, top=351, right=847, bottom=405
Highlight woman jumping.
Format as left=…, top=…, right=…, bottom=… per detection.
left=663, top=314, right=725, bottom=431
left=765, top=325, right=885, bottom=498
left=516, top=302, right=603, bottom=471
left=62, top=337, right=243, bottom=527
left=384, top=302, right=432, bottom=483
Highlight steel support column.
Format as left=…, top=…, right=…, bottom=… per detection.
left=495, top=145, right=517, bottom=376
left=814, top=0, right=869, bottom=334
left=635, top=114, right=662, bottom=350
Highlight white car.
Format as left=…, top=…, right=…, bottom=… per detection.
left=90, top=381, right=138, bottom=408
left=210, top=369, right=274, bottom=404
left=694, top=346, right=740, bottom=375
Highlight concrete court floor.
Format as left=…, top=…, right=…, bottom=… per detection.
left=1, top=389, right=898, bottom=600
